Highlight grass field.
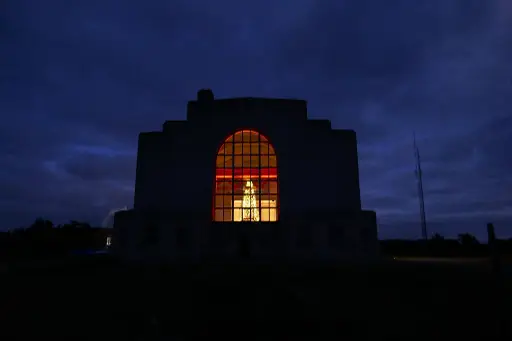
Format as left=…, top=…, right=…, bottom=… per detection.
left=2, top=255, right=511, bottom=339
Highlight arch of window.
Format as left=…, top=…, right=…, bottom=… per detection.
left=213, top=129, right=278, bottom=222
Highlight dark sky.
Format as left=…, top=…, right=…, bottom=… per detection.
left=1, top=0, right=511, bottom=239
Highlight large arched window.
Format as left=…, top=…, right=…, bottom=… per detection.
left=214, top=130, right=278, bottom=222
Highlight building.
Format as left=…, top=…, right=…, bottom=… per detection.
left=113, top=89, right=378, bottom=262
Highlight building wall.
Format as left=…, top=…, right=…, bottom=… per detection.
left=133, top=95, right=362, bottom=219
left=113, top=209, right=379, bottom=263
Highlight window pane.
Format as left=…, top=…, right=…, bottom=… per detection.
left=224, top=155, right=233, bottom=168
left=222, top=181, right=233, bottom=194
left=215, top=180, right=231, bottom=194
left=215, top=195, right=224, bottom=208
left=216, top=155, right=224, bottom=168
left=250, top=155, right=259, bottom=168
left=269, top=155, right=277, bottom=167
left=233, top=132, right=243, bottom=143
left=269, top=180, right=278, bottom=194
left=260, top=143, right=269, bottom=154
left=234, top=143, right=243, bottom=155
left=216, top=195, right=233, bottom=208
left=223, top=142, right=233, bottom=155
left=234, top=155, right=243, bottom=167
left=242, top=131, right=251, bottom=142
left=250, top=132, right=259, bottom=142
left=233, top=179, right=245, bottom=196
left=269, top=144, right=276, bottom=155
left=269, top=208, right=277, bottom=221
left=242, top=143, right=251, bottom=155
left=214, top=209, right=223, bottom=221
left=242, top=155, right=251, bottom=168
left=223, top=209, right=232, bottom=222
left=261, top=208, right=270, bottom=222
left=260, top=194, right=271, bottom=207
left=260, top=155, right=269, bottom=168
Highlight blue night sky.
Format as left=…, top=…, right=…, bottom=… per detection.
left=1, top=0, right=511, bottom=240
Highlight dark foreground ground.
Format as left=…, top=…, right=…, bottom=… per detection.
left=2, top=255, right=512, bottom=340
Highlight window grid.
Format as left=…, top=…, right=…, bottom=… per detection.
left=214, top=130, right=279, bottom=222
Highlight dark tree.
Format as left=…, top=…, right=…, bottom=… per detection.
left=431, top=233, right=445, bottom=241
left=458, top=233, right=479, bottom=246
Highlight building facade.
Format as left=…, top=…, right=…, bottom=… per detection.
left=113, top=89, right=378, bottom=262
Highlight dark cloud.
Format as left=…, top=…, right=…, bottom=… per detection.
left=0, top=0, right=510, bottom=236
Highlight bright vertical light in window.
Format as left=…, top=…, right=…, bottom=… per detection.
left=242, top=180, right=259, bottom=221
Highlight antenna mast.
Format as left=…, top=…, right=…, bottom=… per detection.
left=414, top=132, right=428, bottom=240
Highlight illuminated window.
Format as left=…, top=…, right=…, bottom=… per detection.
left=214, top=130, right=278, bottom=222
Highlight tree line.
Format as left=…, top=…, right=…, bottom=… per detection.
left=1, top=218, right=511, bottom=262
left=0, top=218, right=110, bottom=261
left=380, top=233, right=512, bottom=258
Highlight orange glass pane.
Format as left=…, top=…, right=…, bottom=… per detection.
left=242, top=155, right=251, bottom=167
left=269, top=144, right=276, bottom=155
left=223, top=209, right=232, bottom=222
left=242, top=131, right=252, bottom=142
left=233, top=131, right=243, bottom=143
left=260, top=155, right=269, bottom=167
left=216, top=155, right=224, bottom=168
left=242, top=143, right=251, bottom=155
left=234, top=142, right=243, bottom=155
left=214, top=195, right=223, bottom=208
left=250, top=155, right=259, bottom=170
left=250, top=143, right=259, bottom=154
left=234, top=155, right=243, bottom=167
left=250, top=131, right=259, bottom=142
left=260, top=143, right=269, bottom=154
left=223, top=142, right=233, bottom=155
left=214, top=209, right=223, bottom=222
left=269, top=155, right=277, bottom=167
left=268, top=180, right=278, bottom=194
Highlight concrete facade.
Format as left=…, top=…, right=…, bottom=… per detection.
left=113, top=89, right=379, bottom=263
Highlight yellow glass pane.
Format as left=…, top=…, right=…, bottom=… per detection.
left=224, top=155, right=233, bottom=168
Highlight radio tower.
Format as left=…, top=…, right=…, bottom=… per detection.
left=414, top=132, right=428, bottom=240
